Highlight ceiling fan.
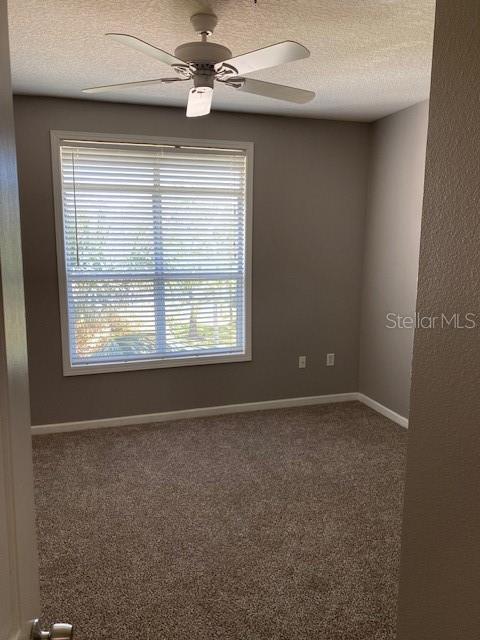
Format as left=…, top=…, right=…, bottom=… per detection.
left=82, top=12, right=315, bottom=117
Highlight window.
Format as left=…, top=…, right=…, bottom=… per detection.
left=51, top=132, right=252, bottom=375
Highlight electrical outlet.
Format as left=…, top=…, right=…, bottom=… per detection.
left=298, top=355, right=306, bottom=369
left=326, top=353, right=335, bottom=367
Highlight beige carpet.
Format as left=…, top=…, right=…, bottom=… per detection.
left=32, top=401, right=407, bottom=640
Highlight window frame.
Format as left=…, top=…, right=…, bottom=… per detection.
left=51, top=130, right=253, bottom=376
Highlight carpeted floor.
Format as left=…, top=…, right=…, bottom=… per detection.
left=32, top=401, right=407, bottom=640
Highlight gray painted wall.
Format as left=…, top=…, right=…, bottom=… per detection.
left=397, top=1, right=480, bottom=638
left=359, top=102, right=429, bottom=418
left=14, top=96, right=369, bottom=425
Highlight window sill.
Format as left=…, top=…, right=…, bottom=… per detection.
left=63, top=352, right=252, bottom=376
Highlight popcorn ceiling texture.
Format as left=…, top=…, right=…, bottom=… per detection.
left=33, top=403, right=407, bottom=640
left=8, top=0, right=435, bottom=121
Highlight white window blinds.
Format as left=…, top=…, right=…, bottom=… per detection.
left=56, top=138, right=250, bottom=372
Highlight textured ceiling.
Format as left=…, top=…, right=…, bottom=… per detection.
left=7, top=0, right=435, bottom=121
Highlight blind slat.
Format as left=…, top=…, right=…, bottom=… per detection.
left=60, top=141, right=247, bottom=366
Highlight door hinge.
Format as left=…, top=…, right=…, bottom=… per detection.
left=31, top=619, right=73, bottom=640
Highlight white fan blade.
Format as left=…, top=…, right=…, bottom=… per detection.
left=106, top=33, right=186, bottom=67
left=216, top=41, right=309, bottom=76
left=82, top=78, right=183, bottom=94
left=186, top=87, right=213, bottom=118
left=233, top=78, right=315, bottom=104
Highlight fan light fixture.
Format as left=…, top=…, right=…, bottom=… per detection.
left=82, top=13, right=315, bottom=117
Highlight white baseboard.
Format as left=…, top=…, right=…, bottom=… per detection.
left=357, top=393, right=409, bottom=429
left=31, top=392, right=358, bottom=435
left=31, top=391, right=408, bottom=435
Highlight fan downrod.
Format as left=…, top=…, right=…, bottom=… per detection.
left=190, top=13, right=218, bottom=38
left=174, top=13, right=231, bottom=68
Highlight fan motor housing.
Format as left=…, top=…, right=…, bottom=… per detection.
left=174, top=41, right=232, bottom=65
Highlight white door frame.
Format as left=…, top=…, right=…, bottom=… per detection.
left=0, top=1, right=41, bottom=639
